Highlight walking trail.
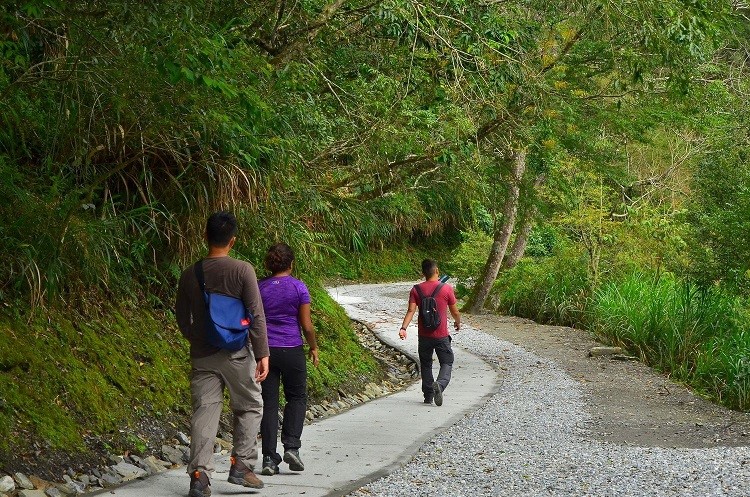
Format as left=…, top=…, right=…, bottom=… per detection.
left=104, top=282, right=750, bottom=497
left=101, top=282, right=498, bottom=497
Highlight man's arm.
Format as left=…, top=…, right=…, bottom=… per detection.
left=449, top=303, right=461, bottom=332
left=399, top=301, right=418, bottom=340
left=175, top=270, right=192, bottom=339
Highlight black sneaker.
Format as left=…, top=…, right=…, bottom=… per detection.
left=433, top=382, right=443, bottom=406
left=189, top=470, right=211, bottom=497
left=423, top=395, right=433, bottom=404
left=283, top=449, right=305, bottom=472
left=261, top=455, right=280, bottom=476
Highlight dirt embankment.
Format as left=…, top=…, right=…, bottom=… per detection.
left=466, top=314, right=750, bottom=448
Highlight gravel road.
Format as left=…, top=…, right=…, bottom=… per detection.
left=332, top=282, right=750, bottom=497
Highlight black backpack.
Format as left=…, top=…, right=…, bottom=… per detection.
left=414, top=282, right=445, bottom=331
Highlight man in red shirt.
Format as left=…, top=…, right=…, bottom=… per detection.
left=398, top=259, right=461, bottom=406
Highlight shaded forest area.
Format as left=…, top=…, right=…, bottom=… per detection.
left=1, top=0, right=749, bottom=474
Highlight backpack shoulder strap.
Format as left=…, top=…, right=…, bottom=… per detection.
left=194, top=260, right=206, bottom=292
left=429, top=282, right=445, bottom=299
left=413, top=284, right=426, bottom=301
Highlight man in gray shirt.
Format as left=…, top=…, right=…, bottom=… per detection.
left=176, top=211, right=269, bottom=496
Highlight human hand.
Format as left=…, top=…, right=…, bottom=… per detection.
left=255, top=356, right=269, bottom=382
left=454, top=321, right=461, bottom=332
left=309, top=348, right=320, bottom=367
left=399, top=328, right=407, bottom=340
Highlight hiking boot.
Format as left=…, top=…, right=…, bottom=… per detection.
left=189, top=470, right=211, bottom=497
left=423, top=395, right=433, bottom=404
left=261, top=455, right=280, bottom=476
left=228, top=456, right=264, bottom=489
left=433, top=382, right=443, bottom=406
left=283, top=449, right=305, bottom=471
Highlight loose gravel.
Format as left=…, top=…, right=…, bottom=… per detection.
left=340, top=283, right=750, bottom=497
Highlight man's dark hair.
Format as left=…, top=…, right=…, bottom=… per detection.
left=422, top=259, right=438, bottom=278
left=206, top=211, right=238, bottom=247
left=265, top=243, right=295, bottom=274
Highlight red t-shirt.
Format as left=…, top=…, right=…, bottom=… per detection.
left=409, top=280, right=457, bottom=338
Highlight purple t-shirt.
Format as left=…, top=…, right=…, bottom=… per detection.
left=258, top=275, right=311, bottom=348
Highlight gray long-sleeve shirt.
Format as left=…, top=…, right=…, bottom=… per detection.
left=176, top=256, right=269, bottom=359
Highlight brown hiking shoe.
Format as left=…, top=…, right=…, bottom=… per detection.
left=228, top=456, right=264, bottom=489
left=189, top=470, right=211, bottom=497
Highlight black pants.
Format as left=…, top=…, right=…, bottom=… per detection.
left=418, top=335, right=454, bottom=399
left=260, top=346, right=307, bottom=462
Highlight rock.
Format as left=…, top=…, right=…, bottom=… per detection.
left=19, top=490, right=47, bottom=497
left=99, top=472, right=122, bottom=488
left=28, top=476, right=51, bottom=491
left=177, top=431, right=191, bottom=445
left=0, top=475, right=15, bottom=493
left=588, top=346, right=623, bottom=357
left=162, top=445, right=184, bottom=465
left=61, top=476, right=85, bottom=494
left=142, top=456, right=169, bottom=473
left=176, top=445, right=190, bottom=463
left=44, top=488, right=63, bottom=497
left=611, top=354, right=639, bottom=361
left=112, top=461, right=148, bottom=481
left=15, top=473, right=34, bottom=490
left=215, top=437, right=233, bottom=452
left=108, top=454, right=124, bottom=464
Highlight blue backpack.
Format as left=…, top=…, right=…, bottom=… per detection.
left=194, top=260, right=252, bottom=351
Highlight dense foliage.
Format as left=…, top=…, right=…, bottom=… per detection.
left=2, top=0, right=750, bottom=474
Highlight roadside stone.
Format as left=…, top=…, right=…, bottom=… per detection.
left=15, top=473, right=34, bottom=490
left=215, top=437, right=233, bottom=452
left=611, top=354, right=639, bottom=361
left=99, top=472, right=122, bottom=488
left=61, top=475, right=85, bottom=494
left=141, top=456, right=168, bottom=474
left=0, top=475, right=15, bottom=493
left=28, top=477, right=51, bottom=491
left=113, top=461, right=148, bottom=481
left=18, top=490, right=47, bottom=497
left=589, top=346, right=623, bottom=357
left=161, top=445, right=184, bottom=465
left=177, top=431, right=190, bottom=445
left=108, top=454, right=124, bottom=464
left=44, top=487, right=62, bottom=497
left=176, top=445, right=190, bottom=463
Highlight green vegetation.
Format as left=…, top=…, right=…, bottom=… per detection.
left=2, top=0, right=750, bottom=474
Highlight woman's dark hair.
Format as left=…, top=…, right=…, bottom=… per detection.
left=206, top=211, right=237, bottom=247
left=265, top=243, right=295, bottom=274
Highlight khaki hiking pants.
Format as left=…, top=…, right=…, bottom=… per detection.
left=187, top=346, right=263, bottom=474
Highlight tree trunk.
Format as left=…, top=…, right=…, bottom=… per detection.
left=466, top=149, right=527, bottom=314
left=502, top=205, right=535, bottom=270
left=501, top=174, right=545, bottom=270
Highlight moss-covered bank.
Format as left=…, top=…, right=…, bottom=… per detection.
left=0, top=280, right=380, bottom=478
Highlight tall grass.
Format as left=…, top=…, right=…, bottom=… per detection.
left=591, top=273, right=750, bottom=409
left=487, top=246, right=590, bottom=327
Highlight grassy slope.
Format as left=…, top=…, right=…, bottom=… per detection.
left=0, top=244, right=450, bottom=476
left=0, top=284, right=380, bottom=475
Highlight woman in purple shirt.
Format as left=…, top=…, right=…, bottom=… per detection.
left=258, top=243, right=319, bottom=476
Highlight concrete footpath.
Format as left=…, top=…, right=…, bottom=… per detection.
left=103, top=283, right=499, bottom=497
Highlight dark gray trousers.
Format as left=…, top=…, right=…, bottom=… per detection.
left=418, top=335, right=454, bottom=399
